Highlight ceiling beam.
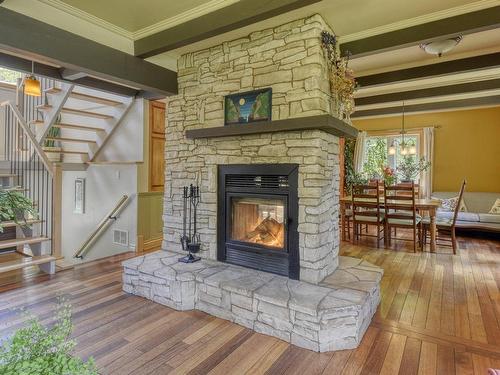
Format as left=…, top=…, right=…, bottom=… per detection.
left=0, top=7, right=177, bottom=97
left=0, top=52, right=140, bottom=97
left=356, top=52, right=500, bottom=88
left=352, top=95, right=500, bottom=118
left=355, top=79, right=500, bottom=106
left=134, top=0, right=321, bottom=58
left=340, top=6, right=500, bottom=58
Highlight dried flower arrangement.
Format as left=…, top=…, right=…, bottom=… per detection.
left=321, top=31, right=357, bottom=120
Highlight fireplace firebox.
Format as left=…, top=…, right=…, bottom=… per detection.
left=217, top=165, right=299, bottom=279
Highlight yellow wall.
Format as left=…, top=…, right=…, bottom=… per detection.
left=353, top=106, right=500, bottom=193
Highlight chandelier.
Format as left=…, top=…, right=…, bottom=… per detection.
left=388, top=102, right=416, bottom=156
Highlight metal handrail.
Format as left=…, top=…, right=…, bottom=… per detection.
left=73, top=195, right=130, bottom=259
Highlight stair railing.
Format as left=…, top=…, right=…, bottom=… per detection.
left=1, top=100, right=54, bottom=255
left=73, top=195, right=130, bottom=259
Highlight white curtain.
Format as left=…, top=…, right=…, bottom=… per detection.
left=421, top=127, right=434, bottom=198
left=353, top=131, right=367, bottom=174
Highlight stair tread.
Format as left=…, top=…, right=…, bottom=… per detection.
left=62, top=108, right=114, bottom=120
left=70, top=92, right=123, bottom=106
left=0, top=236, right=50, bottom=249
left=52, top=150, right=89, bottom=155
left=45, top=87, right=62, bottom=94
left=45, top=136, right=97, bottom=144
left=31, top=121, right=105, bottom=132
left=0, top=219, right=43, bottom=228
left=37, top=106, right=113, bottom=119
left=0, top=187, right=28, bottom=192
left=0, top=254, right=55, bottom=273
left=36, top=104, right=52, bottom=110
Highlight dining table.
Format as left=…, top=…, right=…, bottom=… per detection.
left=339, top=196, right=442, bottom=252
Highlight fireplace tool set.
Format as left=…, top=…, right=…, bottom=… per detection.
left=179, top=184, right=201, bottom=263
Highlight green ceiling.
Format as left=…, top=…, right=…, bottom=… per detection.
left=59, top=0, right=212, bottom=32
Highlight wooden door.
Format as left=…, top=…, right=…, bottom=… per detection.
left=149, top=101, right=166, bottom=192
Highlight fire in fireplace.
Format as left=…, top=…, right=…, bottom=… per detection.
left=231, top=197, right=285, bottom=249
left=218, top=165, right=299, bottom=279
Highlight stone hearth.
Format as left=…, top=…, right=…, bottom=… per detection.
left=123, top=251, right=383, bottom=352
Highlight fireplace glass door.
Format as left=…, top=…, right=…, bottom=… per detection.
left=230, top=196, right=286, bottom=250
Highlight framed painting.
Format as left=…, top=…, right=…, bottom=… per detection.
left=224, top=88, right=272, bottom=125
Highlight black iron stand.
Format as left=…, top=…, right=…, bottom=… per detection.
left=179, top=184, right=201, bottom=263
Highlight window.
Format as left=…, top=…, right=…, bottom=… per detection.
left=0, top=67, right=21, bottom=85
left=363, top=133, right=420, bottom=179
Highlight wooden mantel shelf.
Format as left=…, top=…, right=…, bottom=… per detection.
left=185, top=114, right=358, bottom=140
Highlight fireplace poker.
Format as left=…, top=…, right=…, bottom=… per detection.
left=180, top=186, right=189, bottom=251
left=179, top=184, right=201, bottom=263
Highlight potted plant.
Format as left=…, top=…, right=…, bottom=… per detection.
left=0, top=190, right=38, bottom=251
left=381, top=166, right=396, bottom=186
left=397, top=156, right=431, bottom=182
left=43, top=125, right=62, bottom=162
left=0, top=298, right=97, bottom=374
left=346, top=172, right=368, bottom=195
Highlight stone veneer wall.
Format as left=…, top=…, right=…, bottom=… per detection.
left=163, top=14, right=342, bottom=284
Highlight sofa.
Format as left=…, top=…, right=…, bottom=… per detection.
left=431, top=192, right=500, bottom=232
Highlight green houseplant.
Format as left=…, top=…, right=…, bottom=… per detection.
left=397, top=156, right=431, bottom=182
left=43, top=126, right=62, bottom=162
left=0, top=299, right=97, bottom=375
left=0, top=190, right=38, bottom=233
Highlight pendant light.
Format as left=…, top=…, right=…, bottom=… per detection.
left=400, top=102, right=408, bottom=155
left=24, top=61, right=41, bottom=97
left=390, top=102, right=416, bottom=156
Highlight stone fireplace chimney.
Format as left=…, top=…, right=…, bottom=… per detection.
left=124, top=14, right=383, bottom=353
left=163, top=14, right=352, bottom=284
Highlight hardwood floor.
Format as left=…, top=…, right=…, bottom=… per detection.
left=0, top=234, right=499, bottom=374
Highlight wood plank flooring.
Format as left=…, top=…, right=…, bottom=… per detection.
left=0, top=234, right=498, bottom=374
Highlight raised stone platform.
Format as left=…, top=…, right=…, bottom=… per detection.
left=122, top=251, right=383, bottom=352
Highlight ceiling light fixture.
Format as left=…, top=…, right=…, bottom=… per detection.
left=419, top=36, right=463, bottom=57
left=24, top=61, right=41, bottom=97
left=388, top=102, right=416, bottom=156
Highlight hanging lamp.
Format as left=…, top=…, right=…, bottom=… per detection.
left=389, top=102, right=416, bottom=156
left=24, top=61, right=41, bottom=97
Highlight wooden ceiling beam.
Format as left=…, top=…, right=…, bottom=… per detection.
left=133, top=0, right=321, bottom=58
left=352, top=95, right=500, bottom=118
left=355, top=78, right=500, bottom=106
left=0, top=52, right=139, bottom=97
left=340, top=6, right=500, bottom=58
left=0, top=7, right=177, bottom=96
left=356, top=52, right=500, bottom=88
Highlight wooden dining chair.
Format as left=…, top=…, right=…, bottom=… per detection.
left=341, top=205, right=352, bottom=241
left=421, top=179, right=466, bottom=254
left=351, top=184, right=385, bottom=248
left=384, top=183, right=421, bottom=252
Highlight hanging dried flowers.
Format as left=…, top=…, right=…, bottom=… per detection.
left=321, top=31, right=357, bottom=120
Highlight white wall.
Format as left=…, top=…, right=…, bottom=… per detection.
left=61, top=165, right=138, bottom=264
left=94, top=99, right=145, bottom=162
left=59, top=97, right=147, bottom=264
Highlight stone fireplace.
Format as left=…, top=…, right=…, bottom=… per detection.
left=161, top=13, right=346, bottom=284
left=123, top=14, right=383, bottom=352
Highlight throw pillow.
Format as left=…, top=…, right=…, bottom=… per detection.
left=489, top=198, right=500, bottom=214
left=434, top=196, right=467, bottom=212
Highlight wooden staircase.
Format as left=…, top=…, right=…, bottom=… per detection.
left=0, top=76, right=137, bottom=276
left=34, top=84, right=134, bottom=165
left=0, top=172, right=55, bottom=275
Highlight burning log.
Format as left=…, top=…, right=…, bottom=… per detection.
left=246, top=216, right=284, bottom=247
